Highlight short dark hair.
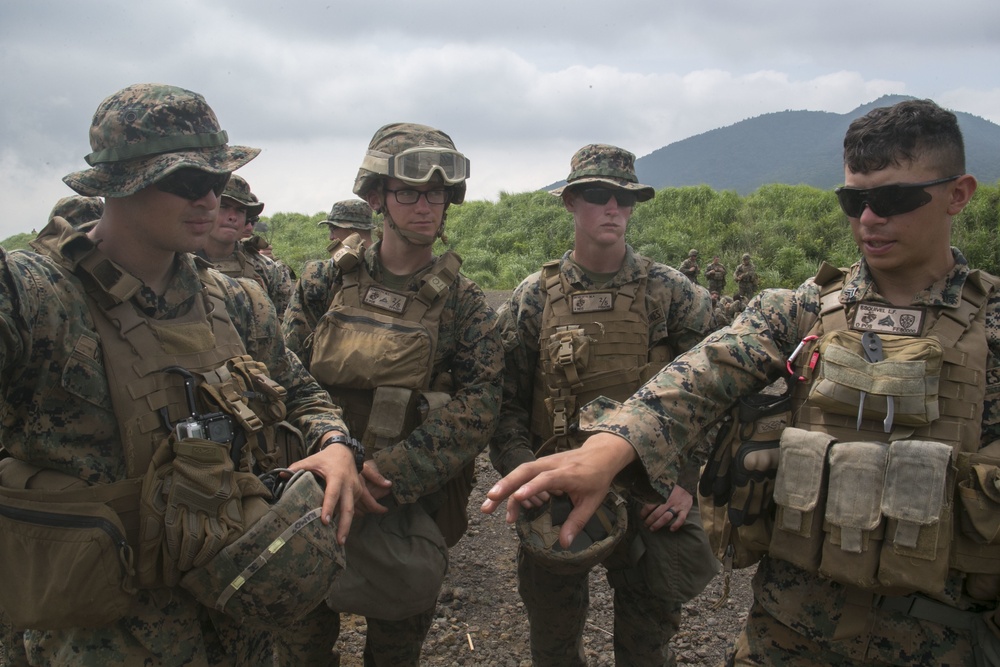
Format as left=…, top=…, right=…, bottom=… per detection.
left=843, top=99, right=965, bottom=176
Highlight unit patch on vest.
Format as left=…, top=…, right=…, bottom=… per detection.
left=571, top=292, right=614, bottom=313
left=363, top=286, right=408, bottom=314
left=850, top=302, right=925, bottom=336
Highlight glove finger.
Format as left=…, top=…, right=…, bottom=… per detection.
left=193, top=518, right=227, bottom=568
left=177, top=510, right=206, bottom=572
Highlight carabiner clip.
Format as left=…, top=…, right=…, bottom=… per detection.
left=786, top=335, right=818, bottom=382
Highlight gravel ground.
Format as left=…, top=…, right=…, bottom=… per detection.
left=334, top=454, right=755, bottom=667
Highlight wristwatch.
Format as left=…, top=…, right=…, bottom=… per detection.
left=323, top=433, right=365, bottom=472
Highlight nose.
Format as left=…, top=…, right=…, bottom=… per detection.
left=858, top=203, right=887, bottom=225
left=195, top=190, right=221, bottom=210
left=412, top=191, right=433, bottom=212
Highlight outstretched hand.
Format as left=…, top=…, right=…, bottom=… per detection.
left=481, top=432, right=637, bottom=548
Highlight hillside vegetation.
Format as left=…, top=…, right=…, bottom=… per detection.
left=4, top=183, right=998, bottom=292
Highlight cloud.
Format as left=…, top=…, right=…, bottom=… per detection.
left=3, top=0, right=1000, bottom=239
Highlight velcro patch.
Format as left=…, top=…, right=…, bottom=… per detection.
left=850, top=302, right=924, bottom=336
left=571, top=292, right=613, bottom=313
left=363, top=287, right=408, bottom=314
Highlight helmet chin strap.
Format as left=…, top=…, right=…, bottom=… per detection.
left=383, top=211, right=442, bottom=247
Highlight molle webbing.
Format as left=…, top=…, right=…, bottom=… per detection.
left=318, top=251, right=462, bottom=439
left=530, top=259, right=653, bottom=449
left=792, top=267, right=993, bottom=452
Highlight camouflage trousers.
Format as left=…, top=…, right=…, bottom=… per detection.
left=18, top=588, right=272, bottom=666
left=517, top=503, right=717, bottom=667
left=273, top=600, right=435, bottom=667
left=2, top=607, right=28, bottom=667
left=725, top=552, right=1000, bottom=667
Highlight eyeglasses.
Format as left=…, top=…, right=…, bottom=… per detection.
left=155, top=168, right=230, bottom=201
left=834, top=175, right=960, bottom=218
left=384, top=188, right=452, bottom=205
left=361, top=146, right=470, bottom=185
left=578, top=187, right=637, bottom=208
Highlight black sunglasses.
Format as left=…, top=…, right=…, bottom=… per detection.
left=578, top=187, right=637, bottom=208
left=834, top=175, right=960, bottom=218
left=155, top=168, right=230, bottom=201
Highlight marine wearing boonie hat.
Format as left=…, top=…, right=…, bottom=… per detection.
left=63, top=83, right=259, bottom=198
left=549, top=143, right=655, bottom=201
left=222, top=174, right=265, bottom=218
left=318, top=199, right=374, bottom=231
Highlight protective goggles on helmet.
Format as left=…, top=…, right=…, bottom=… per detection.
left=156, top=168, right=230, bottom=201
left=834, top=175, right=960, bottom=218
left=361, top=146, right=470, bottom=185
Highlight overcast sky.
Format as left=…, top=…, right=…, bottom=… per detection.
left=3, top=0, right=999, bottom=240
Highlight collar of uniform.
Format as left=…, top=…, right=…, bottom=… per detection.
left=367, top=240, right=440, bottom=290
left=843, top=248, right=970, bottom=309
left=560, top=245, right=642, bottom=289
left=151, top=253, right=208, bottom=318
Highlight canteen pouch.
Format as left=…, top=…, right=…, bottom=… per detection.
left=819, top=441, right=887, bottom=588
left=769, top=428, right=834, bottom=572
left=808, top=330, right=943, bottom=427
left=0, top=460, right=138, bottom=629
left=877, top=439, right=952, bottom=594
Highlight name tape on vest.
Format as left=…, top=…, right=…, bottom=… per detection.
left=571, top=292, right=614, bottom=314
left=850, top=302, right=925, bottom=336
left=363, top=286, right=408, bottom=314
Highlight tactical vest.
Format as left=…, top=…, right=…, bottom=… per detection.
left=308, top=236, right=461, bottom=451
left=772, top=262, right=1000, bottom=601
left=211, top=245, right=267, bottom=293
left=22, top=221, right=291, bottom=526
left=530, top=258, right=665, bottom=454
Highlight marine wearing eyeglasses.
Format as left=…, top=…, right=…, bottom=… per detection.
left=488, top=143, right=718, bottom=666
left=483, top=99, right=1000, bottom=666
left=280, top=122, right=503, bottom=666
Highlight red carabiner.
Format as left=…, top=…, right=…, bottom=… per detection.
left=786, top=335, right=819, bottom=382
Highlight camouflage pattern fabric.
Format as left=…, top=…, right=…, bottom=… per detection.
left=585, top=249, right=1000, bottom=665
left=203, top=241, right=294, bottom=317
left=549, top=144, right=655, bottom=200
left=705, top=260, right=727, bottom=294
left=490, top=246, right=715, bottom=478
left=222, top=174, right=264, bottom=217
left=48, top=195, right=104, bottom=228
left=63, top=83, right=259, bottom=198
left=354, top=122, right=468, bottom=203
left=281, top=238, right=503, bottom=665
left=734, top=258, right=759, bottom=299
left=320, top=199, right=375, bottom=231
left=0, top=223, right=347, bottom=663
left=678, top=256, right=700, bottom=284
left=490, top=246, right=717, bottom=665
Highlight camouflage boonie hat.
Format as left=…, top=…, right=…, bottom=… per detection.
left=180, top=471, right=345, bottom=628
left=49, top=195, right=105, bottom=228
left=353, top=122, right=467, bottom=204
left=63, top=83, right=260, bottom=198
left=550, top=144, right=655, bottom=201
left=222, top=174, right=265, bottom=217
left=515, top=491, right=628, bottom=575
left=319, top=199, right=374, bottom=231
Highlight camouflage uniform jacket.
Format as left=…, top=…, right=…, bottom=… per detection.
left=678, top=257, right=699, bottom=283
left=0, top=222, right=346, bottom=485
left=585, top=249, right=1000, bottom=639
left=282, top=240, right=503, bottom=504
left=490, top=246, right=716, bottom=487
left=199, top=242, right=293, bottom=318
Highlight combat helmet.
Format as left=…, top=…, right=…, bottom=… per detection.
left=516, top=492, right=627, bottom=575
left=688, top=249, right=699, bottom=257
left=319, top=199, right=375, bottom=231
left=63, top=83, right=259, bottom=198
left=353, top=122, right=469, bottom=205
left=179, top=471, right=345, bottom=628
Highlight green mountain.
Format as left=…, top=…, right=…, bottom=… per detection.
left=633, top=95, right=1000, bottom=194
